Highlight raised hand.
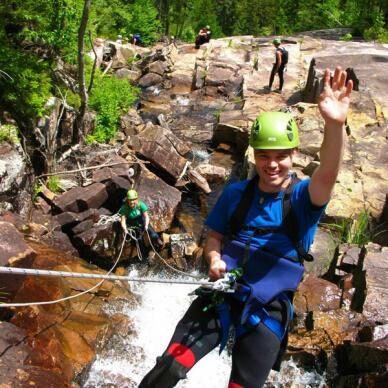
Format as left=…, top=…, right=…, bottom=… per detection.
left=318, top=67, right=353, bottom=127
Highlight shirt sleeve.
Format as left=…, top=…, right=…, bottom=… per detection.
left=118, top=204, right=127, bottom=216
left=139, top=201, right=148, bottom=213
left=291, top=178, right=326, bottom=249
left=205, top=181, right=248, bottom=235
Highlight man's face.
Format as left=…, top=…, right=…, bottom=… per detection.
left=254, top=149, right=294, bottom=192
left=127, top=198, right=137, bottom=208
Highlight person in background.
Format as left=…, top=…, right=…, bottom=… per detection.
left=119, top=189, right=163, bottom=260
left=139, top=66, right=353, bottom=387
left=266, top=38, right=288, bottom=93
left=129, top=33, right=143, bottom=46
left=195, top=25, right=211, bottom=49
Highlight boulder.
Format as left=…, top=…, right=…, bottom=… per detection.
left=53, top=183, right=108, bottom=213
left=294, top=274, right=342, bottom=314
left=136, top=165, right=182, bottom=232
left=138, top=73, right=163, bottom=88
left=0, top=221, right=36, bottom=267
left=130, top=124, right=190, bottom=181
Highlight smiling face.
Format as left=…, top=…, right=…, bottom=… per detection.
left=127, top=198, right=138, bottom=209
left=254, top=148, right=295, bottom=192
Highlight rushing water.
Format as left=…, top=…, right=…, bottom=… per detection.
left=83, top=267, right=231, bottom=387
left=84, top=265, right=327, bottom=388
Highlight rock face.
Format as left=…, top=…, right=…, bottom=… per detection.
left=0, top=227, right=135, bottom=387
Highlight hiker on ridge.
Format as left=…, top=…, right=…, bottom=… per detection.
left=266, top=38, right=288, bottom=93
left=195, top=25, right=211, bottom=49
left=139, top=67, right=353, bottom=387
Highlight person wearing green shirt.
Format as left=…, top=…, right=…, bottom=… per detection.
left=119, top=189, right=163, bottom=259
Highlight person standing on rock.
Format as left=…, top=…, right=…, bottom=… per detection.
left=139, top=67, right=352, bottom=387
left=119, top=189, right=163, bottom=261
left=195, top=25, right=211, bottom=49
left=266, top=38, right=288, bottom=93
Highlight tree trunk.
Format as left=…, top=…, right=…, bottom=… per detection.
left=73, top=0, right=91, bottom=145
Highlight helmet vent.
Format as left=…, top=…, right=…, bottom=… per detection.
left=287, top=119, right=294, bottom=142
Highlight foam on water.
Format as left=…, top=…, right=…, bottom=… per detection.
left=84, top=268, right=327, bottom=387
left=84, top=268, right=230, bottom=387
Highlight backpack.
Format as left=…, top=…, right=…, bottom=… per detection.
left=228, top=174, right=313, bottom=263
left=280, top=47, right=288, bottom=65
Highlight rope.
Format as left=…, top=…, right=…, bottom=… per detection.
left=97, top=214, right=121, bottom=226
left=145, top=229, right=202, bottom=280
left=0, top=267, right=212, bottom=286
left=0, top=230, right=128, bottom=308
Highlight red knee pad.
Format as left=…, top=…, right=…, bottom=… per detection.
left=228, top=381, right=243, bottom=388
left=166, top=343, right=196, bottom=369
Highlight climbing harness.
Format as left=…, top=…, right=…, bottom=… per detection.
left=203, top=174, right=314, bottom=353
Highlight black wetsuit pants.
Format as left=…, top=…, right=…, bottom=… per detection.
left=269, top=64, right=286, bottom=91
left=139, top=296, right=288, bottom=388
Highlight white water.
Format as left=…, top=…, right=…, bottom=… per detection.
left=84, top=268, right=230, bottom=387
left=84, top=268, right=327, bottom=388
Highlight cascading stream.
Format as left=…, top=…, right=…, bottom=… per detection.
left=83, top=267, right=327, bottom=387
left=83, top=267, right=231, bottom=387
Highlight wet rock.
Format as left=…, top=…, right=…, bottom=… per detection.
left=0, top=321, right=68, bottom=387
left=294, top=274, right=342, bottom=314
left=312, top=309, right=364, bottom=345
left=335, top=336, right=388, bottom=375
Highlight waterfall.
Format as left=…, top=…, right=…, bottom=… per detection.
left=84, top=267, right=327, bottom=387
left=83, top=267, right=230, bottom=387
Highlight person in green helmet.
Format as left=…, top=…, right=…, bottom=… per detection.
left=139, top=67, right=352, bottom=387
left=119, top=189, right=163, bottom=259
left=266, top=37, right=288, bottom=93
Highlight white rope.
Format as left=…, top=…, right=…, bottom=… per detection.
left=145, top=229, right=202, bottom=280
left=0, top=267, right=212, bottom=286
left=0, top=230, right=128, bottom=308
left=97, top=214, right=121, bottom=226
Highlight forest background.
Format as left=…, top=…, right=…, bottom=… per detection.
left=0, top=0, right=387, bottom=146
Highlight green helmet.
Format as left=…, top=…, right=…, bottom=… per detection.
left=127, top=189, right=138, bottom=200
left=250, top=112, right=300, bottom=150
left=272, top=38, right=281, bottom=45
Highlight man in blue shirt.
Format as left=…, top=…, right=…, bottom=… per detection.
left=139, top=67, right=353, bottom=387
